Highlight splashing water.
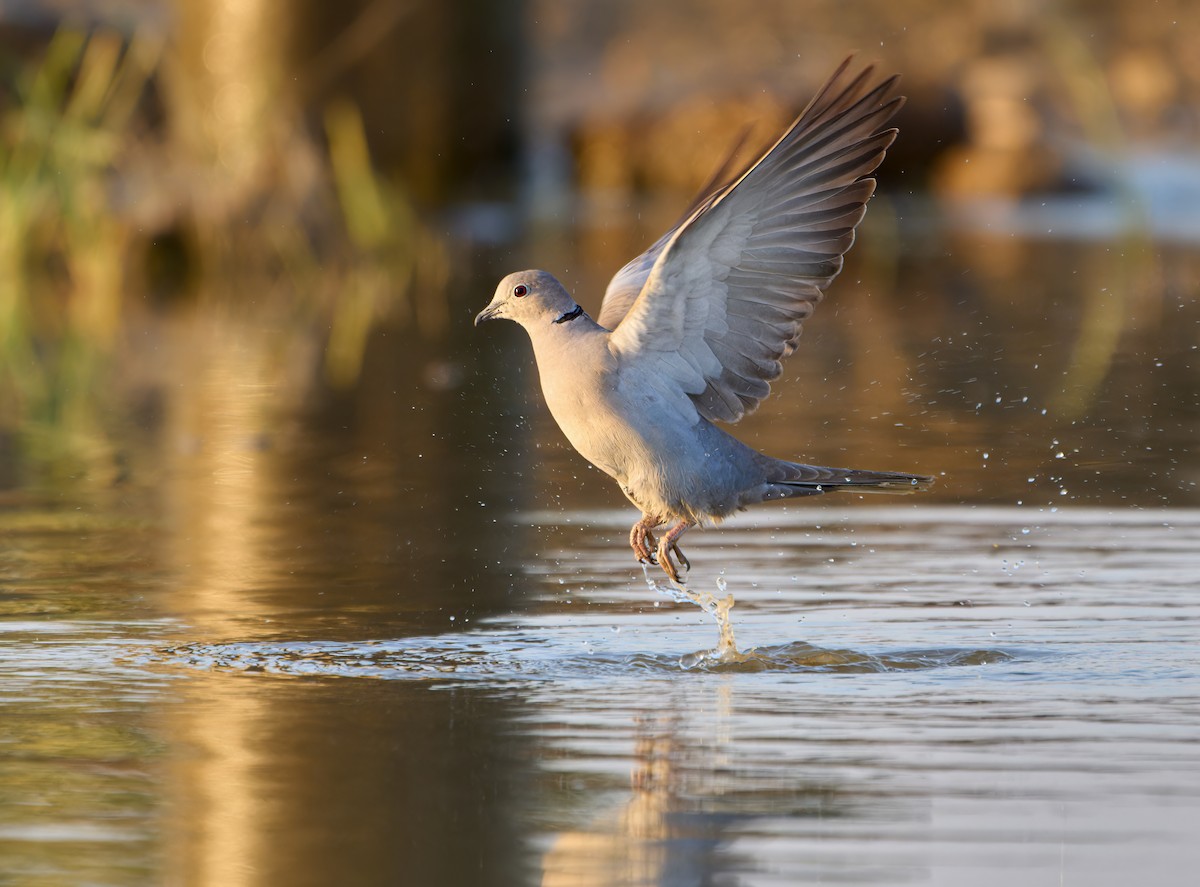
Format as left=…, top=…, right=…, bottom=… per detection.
left=641, top=565, right=740, bottom=666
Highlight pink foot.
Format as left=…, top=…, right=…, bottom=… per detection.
left=655, top=521, right=693, bottom=584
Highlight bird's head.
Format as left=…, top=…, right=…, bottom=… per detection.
left=474, top=270, right=584, bottom=329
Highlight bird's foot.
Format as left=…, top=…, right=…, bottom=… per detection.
left=630, top=519, right=659, bottom=565
left=656, top=521, right=693, bottom=585
left=655, top=538, right=691, bottom=585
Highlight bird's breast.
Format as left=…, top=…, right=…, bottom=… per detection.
left=531, top=334, right=742, bottom=521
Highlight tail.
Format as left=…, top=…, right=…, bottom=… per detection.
left=758, top=460, right=934, bottom=502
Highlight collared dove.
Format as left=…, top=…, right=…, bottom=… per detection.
left=476, top=58, right=933, bottom=583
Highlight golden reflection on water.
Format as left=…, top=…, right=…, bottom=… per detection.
left=157, top=673, right=532, bottom=887
left=157, top=311, right=315, bottom=637
left=164, top=676, right=273, bottom=887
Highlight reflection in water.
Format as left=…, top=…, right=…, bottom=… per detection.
left=124, top=303, right=534, bottom=644
left=165, top=677, right=270, bottom=887
left=159, top=313, right=308, bottom=637
left=114, top=309, right=542, bottom=885
left=162, top=675, right=531, bottom=887
left=541, top=713, right=728, bottom=887
left=536, top=680, right=923, bottom=887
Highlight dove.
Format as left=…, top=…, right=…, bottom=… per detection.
left=475, top=57, right=933, bottom=584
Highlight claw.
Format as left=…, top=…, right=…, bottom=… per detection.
left=655, top=520, right=694, bottom=585
left=629, top=515, right=660, bottom=565
left=631, top=517, right=694, bottom=583
left=656, top=541, right=681, bottom=583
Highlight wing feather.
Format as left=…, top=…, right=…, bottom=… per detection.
left=606, top=58, right=903, bottom=423
left=596, top=127, right=756, bottom=330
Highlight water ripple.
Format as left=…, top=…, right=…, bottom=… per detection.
left=149, top=634, right=1021, bottom=680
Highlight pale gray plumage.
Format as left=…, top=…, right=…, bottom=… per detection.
left=476, top=58, right=933, bottom=583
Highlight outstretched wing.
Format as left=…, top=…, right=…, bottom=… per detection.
left=606, top=58, right=903, bottom=423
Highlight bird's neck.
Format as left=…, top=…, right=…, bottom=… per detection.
left=527, top=311, right=608, bottom=369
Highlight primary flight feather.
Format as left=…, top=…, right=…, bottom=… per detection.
left=476, top=58, right=933, bottom=583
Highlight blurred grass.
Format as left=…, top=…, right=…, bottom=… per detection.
left=323, top=98, right=448, bottom=386
left=0, top=26, right=443, bottom=480
left=0, top=29, right=161, bottom=487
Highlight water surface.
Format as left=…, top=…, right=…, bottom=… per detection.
left=1, top=200, right=1198, bottom=885
left=4, top=494, right=1199, bottom=885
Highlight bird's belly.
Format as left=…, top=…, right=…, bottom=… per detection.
left=544, top=380, right=751, bottom=523
left=546, top=392, right=654, bottom=484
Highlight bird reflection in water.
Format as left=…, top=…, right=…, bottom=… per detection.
left=540, top=714, right=732, bottom=887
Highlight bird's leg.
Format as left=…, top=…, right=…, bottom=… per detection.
left=630, top=514, right=662, bottom=565
left=656, top=521, right=693, bottom=584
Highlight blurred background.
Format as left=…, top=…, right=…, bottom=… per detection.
left=0, top=0, right=1196, bottom=512
left=2, top=2, right=1199, bottom=884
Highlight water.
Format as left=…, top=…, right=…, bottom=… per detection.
left=1, top=203, right=1199, bottom=884
left=3, top=485, right=1200, bottom=885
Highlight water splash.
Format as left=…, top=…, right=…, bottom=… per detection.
left=641, top=565, right=740, bottom=666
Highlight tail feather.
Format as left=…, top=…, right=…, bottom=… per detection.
left=764, top=460, right=934, bottom=495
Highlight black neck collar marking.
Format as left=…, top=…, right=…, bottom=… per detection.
left=553, top=305, right=585, bottom=324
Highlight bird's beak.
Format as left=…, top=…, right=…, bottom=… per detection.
left=474, top=300, right=503, bottom=327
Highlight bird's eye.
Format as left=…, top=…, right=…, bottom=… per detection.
left=512, top=284, right=529, bottom=297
